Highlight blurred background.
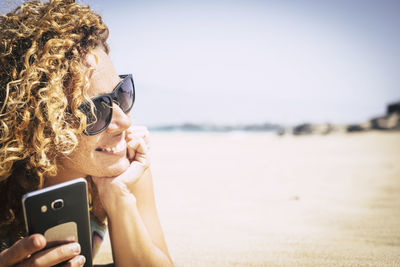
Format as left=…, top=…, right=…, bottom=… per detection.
left=91, top=1, right=400, bottom=266
left=3, top=0, right=399, bottom=128
left=2, top=0, right=400, bottom=266
left=90, top=0, right=400, bottom=128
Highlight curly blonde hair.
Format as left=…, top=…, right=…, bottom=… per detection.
left=0, top=0, right=109, bottom=243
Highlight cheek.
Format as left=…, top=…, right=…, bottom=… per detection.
left=68, top=136, right=99, bottom=166
left=76, top=135, right=100, bottom=153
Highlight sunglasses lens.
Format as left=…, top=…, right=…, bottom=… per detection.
left=117, top=77, right=134, bottom=112
left=79, top=75, right=134, bottom=136
left=84, top=96, right=112, bottom=134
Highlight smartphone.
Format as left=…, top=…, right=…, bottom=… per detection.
left=22, top=178, right=92, bottom=267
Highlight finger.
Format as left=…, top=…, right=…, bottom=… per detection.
left=121, top=140, right=150, bottom=186
left=0, top=234, right=45, bottom=266
left=18, top=242, right=81, bottom=267
left=127, top=137, right=149, bottom=164
left=126, top=126, right=150, bottom=147
left=134, top=138, right=149, bottom=165
left=127, top=136, right=148, bottom=161
left=62, top=255, right=86, bottom=267
left=127, top=137, right=140, bottom=160
left=119, top=161, right=146, bottom=187
left=126, top=133, right=150, bottom=148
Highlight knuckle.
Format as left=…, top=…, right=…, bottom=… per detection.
left=21, top=240, right=33, bottom=254
left=2, top=239, right=29, bottom=266
left=58, top=245, right=69, bottom=257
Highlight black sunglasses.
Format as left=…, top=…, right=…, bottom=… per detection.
left=79, top=74, right=135, bottom=135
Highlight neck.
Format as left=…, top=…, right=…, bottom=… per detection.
left=44, top=165, right=82, bottom=188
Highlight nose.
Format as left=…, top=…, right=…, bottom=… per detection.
left=106, top=102, right=131, bottom=134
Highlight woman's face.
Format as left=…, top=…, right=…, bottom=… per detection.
left=51, top=47, right=132, bottom=184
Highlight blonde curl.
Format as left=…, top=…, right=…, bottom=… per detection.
left=0, top=0, right=109, bottom=242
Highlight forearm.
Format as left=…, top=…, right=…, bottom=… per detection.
left=102, top=186, right=173, bottom=267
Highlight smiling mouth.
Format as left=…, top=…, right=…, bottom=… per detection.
left=96, top=140, right=126, bottom=154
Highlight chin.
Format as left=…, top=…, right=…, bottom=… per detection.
left=102, top=157, right=130, bottom=177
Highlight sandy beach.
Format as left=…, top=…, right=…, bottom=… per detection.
left=94, top=131, right=400, bottom=266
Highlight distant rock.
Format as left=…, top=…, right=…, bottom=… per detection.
left=292, top=124, right=313, bottom=135
left=370, top=112, right=400, bottom=130
left=346, top=121, right=371, bottom=132
left=347, top=100, right=400, bottom=132
left=281, top=101, right=400, bottom=135
left=289, top=123, right=345, bottom=135
left=347, top=124, right=367, bottom=132
left=150, top=101, right=400, bottom=135
left=388, top=102, right=400, bottom=114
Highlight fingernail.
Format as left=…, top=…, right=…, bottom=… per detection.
left=33, top=236, right=44, bottom=248
left=70, top=243, right=81, bottom=254
left=78, top=255, right=86, bottom=265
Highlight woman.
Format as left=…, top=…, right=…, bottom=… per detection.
left=0, top=0, right=173, bottom=266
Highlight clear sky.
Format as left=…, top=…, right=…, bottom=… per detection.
left=2, top=0, right=400, bottom=126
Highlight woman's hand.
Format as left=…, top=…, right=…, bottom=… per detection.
left=0, top=234, right=86, bottom=267
left=91, top=126, right=173, bottom=266
left=122, top=125, right=151, bottom=187
left=126, top=125, right=150, bottom=162
left=92, top=126, right=151, bottom=211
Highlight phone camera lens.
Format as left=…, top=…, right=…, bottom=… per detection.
left=51, top=199, right=64, bottom=210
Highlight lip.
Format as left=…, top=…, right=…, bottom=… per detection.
left=95, top=149, right=126, bottom=156
left=95, top=136, right=127, bottom=156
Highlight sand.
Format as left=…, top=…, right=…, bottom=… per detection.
left=94, top=131, right=400, bottom=266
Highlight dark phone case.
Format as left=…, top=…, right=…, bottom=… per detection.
left=22, top=178, right=92, bottom=267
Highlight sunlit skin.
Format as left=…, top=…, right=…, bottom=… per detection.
left=50, top=46, right=173, bottom=266
left=0, top=47, right=173, bottom=266
left=48, top=47, right=131, bottom=184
